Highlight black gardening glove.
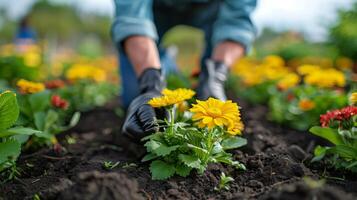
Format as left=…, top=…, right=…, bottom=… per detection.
left=196, top=59, right=228, bottom=101
left=122, top=68, right=165, bottom=143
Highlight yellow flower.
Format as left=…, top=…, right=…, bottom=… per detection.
left=148, top=88, right=195, bottom=108
left=24, top=52, right=41, bottom=67
left=304, top=68, right=345, bottom=88
left=297, top=65, right=321, bottom=75
left=17, top=79, right=45, bottom=94
left=277, top=73, right=300, bottom=90
left=298, top=99, right=315, bottom=111
left=350, top=92, right=357, bottom=104
left=189, top=98, right=243, bottom=134
left=263, top=55, right=285, bottom=67
left=227, top=121, right=244, bottom=135
left=66, top=64, right=106, bottom=82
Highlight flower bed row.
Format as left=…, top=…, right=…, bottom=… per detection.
left=0, top=44, right=118, bottom=181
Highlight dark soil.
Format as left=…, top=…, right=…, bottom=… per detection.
left=0, top=99, right=356, bottom=200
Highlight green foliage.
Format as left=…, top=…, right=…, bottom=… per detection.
left=0, top=56, right=39, bottom=84
left=215, top=172, right=234, bottom=191
left=17, top=90, right=80, bottom=147
left=166, top=73, right=191, bottom=90
left=268, top=85, right=348, bottom=130
left=309, top=112, right=357, bottom=172
left=58, top=80, right=118, bottom=112
left=226, top=76, right=275, bottom=105
left=274, top=42, right=338, bottom=61
left=329, top=3, right=357, bottom=60
left=142, top=107, right=246, bottom=180
left=0, top=91, right=42, bottom=175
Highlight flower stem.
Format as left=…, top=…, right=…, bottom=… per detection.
left=168, top=107, right=175, bottom=136
left=204, top=128, right=214, bottom=165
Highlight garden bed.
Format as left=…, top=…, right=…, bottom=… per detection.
left=1, top=99, right=356, bottom=200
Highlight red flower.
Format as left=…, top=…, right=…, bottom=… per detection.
left=286, top=93, right=295, bottom=102
left=51, top=95, right=69, bottom=110
left=45, top=79, right=65, bottom=89
left=320, top=106, right=357, bottom=127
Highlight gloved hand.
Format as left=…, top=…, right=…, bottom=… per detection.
left=196, top=59, right=228, bottom=101
left=122, top=68, right=165, bottom=143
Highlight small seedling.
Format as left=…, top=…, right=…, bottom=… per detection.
left=122, top=162, right=137, bottom=169
left=33, top=194, right=41, bottom=200
left=66, top=136, right=76, bottom=144
left=215, top=172, right=234, bottom=191
left=102, top=161, right=120, bottom=170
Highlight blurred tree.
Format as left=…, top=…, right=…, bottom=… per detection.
left=0, top=0, right=112, bottom=52
left=329, top=2, right=357, bottom=60
left=254, top=28, right=338, bottom=60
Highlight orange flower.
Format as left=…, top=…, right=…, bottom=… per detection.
left=298, top=99, right=315, bottom=111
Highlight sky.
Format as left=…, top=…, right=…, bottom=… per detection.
left=0, top=0, right=354, bottom=41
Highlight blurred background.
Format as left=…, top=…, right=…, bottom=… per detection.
left=0, top=0, right=356, bottom=75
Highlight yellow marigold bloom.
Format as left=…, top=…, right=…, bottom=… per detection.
left=190, top=98, right=243, bottom=133
left=297, top=65, right=321, bottom=75
left=277, top=73, right=300, bottom=90
left=304, top=68, right=345, bottom=88
left=24, top=52, right=41, bottom=67
left=17, top=79, right=45, bottom=94
left=263, top=55, right=285, bottom=67
left=66, top=64, right=106, bottom=82
left=148, top=88, right=195, bottom=108
left=227, top=121, right=244, bottom=135
left=298, top=99, right=315, bottom=111
left=350, top=92, right=357, bottom=104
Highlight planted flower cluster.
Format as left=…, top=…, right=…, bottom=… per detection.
left=227, top=54, right=356, bottom=172
left=0, top=44, right=118, bottom=179
left=143, top=88, right=246, bottom=180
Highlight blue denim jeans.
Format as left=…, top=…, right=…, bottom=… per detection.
left=119, top=2, right=220, bottom=108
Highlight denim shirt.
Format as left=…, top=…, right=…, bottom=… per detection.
left=112, top=0, right=257, bottom=52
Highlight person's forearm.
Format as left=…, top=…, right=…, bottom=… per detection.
left=212, top=41, right=245, bottom=67
left=124, top=36, right=161, bottom=76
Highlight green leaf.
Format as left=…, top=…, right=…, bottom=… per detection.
left=222, top=137, right=247, bottom=150
left=28, top=90, right=50, bottom=112
left=0, top=127, right=42, bottom=138
left=175, top=164, right=192, bottom=177
left=144, top=140, right=179, bottom=156
left=329, top=145, right=357, bottom=159
left=34, top=111, right=46, bottom=130
left=141, top=153, right=159, bottom=162
left=312, top=145, right=327, bottom=162
left=144, top=140, right=161, bottom=152
left=150, top=160, right=175, bottom=180
left=68, top=112, right=81, bottom=128
left=179, top=154, right=202, bottom=169
left=0, top=91, right=19, bottom=131
left=309, top=126, right=344, bottom=145
left=44, top=110, right=59, bottom=132
left=155, top=145, right=180, bottom=157
left=0, top=140, right=21, bottom=171
left=186, top=143, right=208, bottom=154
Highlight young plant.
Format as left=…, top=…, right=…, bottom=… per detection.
left=102, top=161, right=120, bottom=170
left=0, top=91, right=43, bottom=178
left=142, top=88, right=247, bottom=180
left=309, top=105, right=357, bottom=172
left=58, top=80, right=118, bottom=112
left=16, top=79, right=80, bottom=147
left=215, top=172, right=234, bottom=191
left=269, top=85, right=348, bottom=130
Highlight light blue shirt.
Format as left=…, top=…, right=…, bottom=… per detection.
left=112, top=0, right=256, bottom=52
